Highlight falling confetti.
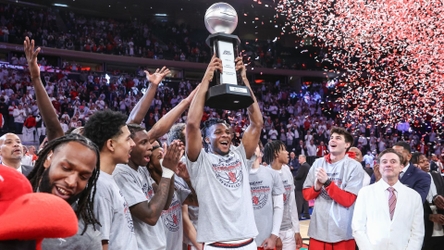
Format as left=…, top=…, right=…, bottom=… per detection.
left=274, top=0, right=444, bottom=127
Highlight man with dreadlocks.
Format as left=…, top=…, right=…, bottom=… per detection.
left=185, top=55, right=263, bottom=249
left=27, top=133, right=102, bottom=249
left=24, top=37, right=102, bottom=249
left=263, top=140, right=302, bottom=250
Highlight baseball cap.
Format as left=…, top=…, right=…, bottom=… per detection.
left=0, top=165, right=78, bottom=248
left=0, top=165, right=32, bottom=215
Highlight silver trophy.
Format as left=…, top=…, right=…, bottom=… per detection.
left=204, top=2, right=254, bottom=110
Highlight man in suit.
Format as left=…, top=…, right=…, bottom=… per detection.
left=372, top=141, right=431, bottom=203
left=430, top=154, right=443, bottom=173
left=0, top=133, right=33, bottom=176
left=412, top=152, right=444, bottom=250
left=352, top=148, right=424, bottom=249
left=295, top=155, right=310, bottom=219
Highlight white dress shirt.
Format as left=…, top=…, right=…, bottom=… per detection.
left=352, top=180, right=424, bottom=250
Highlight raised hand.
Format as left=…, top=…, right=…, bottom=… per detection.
left=235, top=56, right=247, bottom=80
left=203, top=55, right=222, bottom=83
left=144, top=66, right=170, bottom=86
left=23, top=36, right=41, bottom=78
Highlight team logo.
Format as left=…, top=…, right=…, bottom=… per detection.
left=283, top=184, right=292, bottom=206
left=162, top=195, right=181, bottom=232
left=120, top=190, right=135, bottom=232
left=211, top=158, right=243, bottom=189
left=250, top=185, right=270, bottom=210
left=142, top=183, right=154, bottom=200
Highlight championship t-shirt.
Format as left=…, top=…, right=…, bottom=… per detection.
left=94, top=171, right=138, bottom=250
left=113, top=164, right=167, bottom=250
left=186, top=144, right=258, bottom=242
left=249, top=166, right=284, bottom=245
left=303, top=156, right=364, bottom=242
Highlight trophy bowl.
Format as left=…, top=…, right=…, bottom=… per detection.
left=204, top=2, right=238, bottom=34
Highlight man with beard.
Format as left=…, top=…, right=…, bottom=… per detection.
left=24, top=37, right=102, bottom=250
left=186, top=56, right=263, bottom=249
left=27, top=133, right=102, bottom=249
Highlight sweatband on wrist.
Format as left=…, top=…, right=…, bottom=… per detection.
left=160, top=159, right=174, bottom=179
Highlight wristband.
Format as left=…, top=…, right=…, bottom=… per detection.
left=323, top=179, right=332, bottom=187
left=31, top=75, right=40, bottom=80
left=160, top=159, right=174, bottom=179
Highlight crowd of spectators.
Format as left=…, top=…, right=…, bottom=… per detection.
left=0, top=2, right=324, bottom=70
left=0, top=2, right=443, bottom=170
left=0, top=62, right=443, bottom=168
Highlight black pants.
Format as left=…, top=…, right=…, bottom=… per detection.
left=295, top=190, right=310, bottom=218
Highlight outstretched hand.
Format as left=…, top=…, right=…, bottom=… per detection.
left=23, top=36, right=41, bottom=78
left=144, top=66, right=170, bottom=86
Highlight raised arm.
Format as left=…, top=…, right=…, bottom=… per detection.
left=24, top=37, right=64, bottom=141
left=127, top=66, right=170, bottom=124
left=147, top=86, right=199, bottom=143
left=236, top=57, right=263, bottom=159
left=186, top=55, right=222, bottom=162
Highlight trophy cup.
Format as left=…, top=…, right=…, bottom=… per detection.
left=204, top=2, right=254, bottom=110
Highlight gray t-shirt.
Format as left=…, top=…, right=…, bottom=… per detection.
left=186, top=144, right=258, bottom=243
left=161, top=184, right=190, bottom=250
left=41, top=218, right=101, bottom=250
left=113, top=164, right=167, bottom=250
left=303, top=156, right=364, bottom=242
left=249, top=166, right=285, bottom=245
left=276, top=165, right=296, bottom=231
left=174, top=176, right=199, bottom=246
left=94, top=171, right=138, bottom=250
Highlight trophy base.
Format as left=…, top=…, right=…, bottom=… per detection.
left=206, top=84, right=254, bottom=110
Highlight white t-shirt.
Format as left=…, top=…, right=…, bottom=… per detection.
left=94, top=171, right=138, bottom=250
left=249, top=166, right=284, bottom=245
left=113, top=164, right=166, bottom=250
left=303, top=156, right=365, bottom=243
left=186, top=144, right=258, bottom=243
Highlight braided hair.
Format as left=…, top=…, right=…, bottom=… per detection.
left=263, top=140, right=286, bottom=165
left=27, top=133, right=101, bottom=234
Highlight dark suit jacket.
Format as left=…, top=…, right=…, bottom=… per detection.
left=294, top=162, right=310, bottom=191
left=21, top=165, right=33, bottom=177
left=371, top=163, right=431, bottom=203
left=424, top=171, right=444, bottom=241
left=400, top=163, right=431, bottom=203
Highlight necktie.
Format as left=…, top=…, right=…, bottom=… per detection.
left=388, top=187, right=397, bottom=220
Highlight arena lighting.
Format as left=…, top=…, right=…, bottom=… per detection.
left=154, top=13, right=167, bottom=17
left=53, top=3, right=68, bottom=7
